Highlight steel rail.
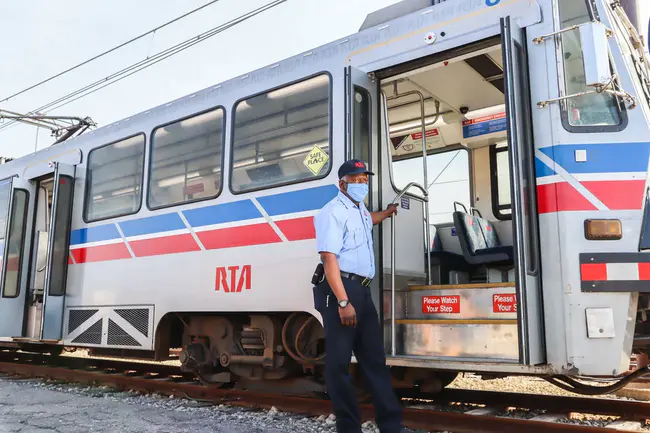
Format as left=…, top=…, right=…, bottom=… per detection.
left=0, top=352, right=645, bottom=432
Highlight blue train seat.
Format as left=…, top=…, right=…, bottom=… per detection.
left=427, top=224, right=470, bottom=284
left=452, top=208, right=514, bottom=266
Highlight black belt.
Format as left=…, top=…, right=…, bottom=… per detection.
left=340, top=271, right=372, bottom=287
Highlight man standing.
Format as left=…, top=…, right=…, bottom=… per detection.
left=313, top=159, right=402, bottom=433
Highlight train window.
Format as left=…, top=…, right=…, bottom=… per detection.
left=392, top=149, right=470, bottom=224
left=490, top=143, right=512, bottom=220
left=352, top=87, right=371, bottom=164
left=230, top=74, right=331, bottom=193
left=84, top=135, right=145, bottom=222
left=353, top=87, right=372, bottom=207
left=3, top=189, right=29, bottom=298
left=149, top=108, right=225, bottom=209
left=557, top=1, right=625, bottom=130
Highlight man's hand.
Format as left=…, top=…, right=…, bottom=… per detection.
left=385, top=203, right=398, bottom=217
left=371, top=203, right=398, bottom=225
left=339, top=303, right=357, bottom=327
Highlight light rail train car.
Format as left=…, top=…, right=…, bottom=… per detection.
left=0, top=0, right=649, bottom=395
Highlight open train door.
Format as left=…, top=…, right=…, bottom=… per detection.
left=344, top=66, right=384, bottom=310
left=0, top=176, right=34, bottom=337
left=41, top=162, right=75, bottom=341
left=501, top=16, right=545, bottom=365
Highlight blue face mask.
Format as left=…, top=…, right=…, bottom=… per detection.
left=345, top=182, right=368, bottom=203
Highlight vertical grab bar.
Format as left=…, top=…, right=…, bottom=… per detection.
left=381, top=90, right=432, bottom=355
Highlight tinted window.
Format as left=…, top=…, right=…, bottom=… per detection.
left=85, top=135, right=145, bottom=222
left=231, top=74, right=331, bottom=193
left=149, top=108, right=224, bottom=209
left=492, top=144, right=512, bottom=218
left=3, top=189, right=28, bottom=298
left=558, top=1, right=623, bottom=128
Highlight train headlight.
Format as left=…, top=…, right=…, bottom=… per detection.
left=584, top=219, right=622, bottom=240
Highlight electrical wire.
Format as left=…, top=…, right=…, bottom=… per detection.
left=426, top=150, right=461, bottom=190
left=0, top=0, right=224, bottom=104
left=0, top=0, right=286, bottom=133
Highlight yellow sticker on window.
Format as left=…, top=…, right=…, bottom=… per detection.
left=303, top=145, right=329, bottom=176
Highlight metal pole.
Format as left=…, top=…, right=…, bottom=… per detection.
left=391, top=217, right=396, bottom=356
left=417, top=92, right=432, bottom=285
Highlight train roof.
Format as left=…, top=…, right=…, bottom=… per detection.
left=359, top=0, right=444, bottom=31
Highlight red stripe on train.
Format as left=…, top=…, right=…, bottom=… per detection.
left=129, top=234, right=200, bottom=258
left=71, top=243, right=131, bottom=263
left=537, top=183, right=596, bottom=214
left=581, top=180, right=645, bottom=210
left=198, top=223, right=281, bottom=250
left=276, top=216, right=316, bottom=241
left=537, top=180, right=645, bottom=214
left=580, top=263, right=608, bottom=281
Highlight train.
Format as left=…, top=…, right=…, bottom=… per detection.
left=0, top=0, right=649, bottom=396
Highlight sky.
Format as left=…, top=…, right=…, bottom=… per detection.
left=0, top=0, right=401, bottom=157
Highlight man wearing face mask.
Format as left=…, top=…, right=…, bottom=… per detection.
left=313, top=159, right=402, bottom=433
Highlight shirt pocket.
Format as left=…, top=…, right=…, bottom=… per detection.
left=343, top=221, right=365, bottom=250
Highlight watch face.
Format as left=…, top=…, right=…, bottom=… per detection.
left=339, top=300, right=348, bottom=308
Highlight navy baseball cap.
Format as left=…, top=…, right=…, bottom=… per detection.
left=338, top=159, right=374, bottom=179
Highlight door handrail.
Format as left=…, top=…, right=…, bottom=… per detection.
left=391, top=182, right=428, bottom=204
left=381, top=90, right=432, bottom=356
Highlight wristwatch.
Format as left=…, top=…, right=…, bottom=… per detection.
left=338, top=300, right=349, bottom=308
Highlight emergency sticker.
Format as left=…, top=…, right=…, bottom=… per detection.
left=493, top=293, right=517, bottom=313
left=421, top=295, right=460, bottom=314
left=303, top=145, right=329, bottom=176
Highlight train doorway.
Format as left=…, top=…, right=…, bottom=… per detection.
left=364, top=19, right=544, bottom=366
left=0, top=160, right=78, bottom=343
left=27, top=164, right=75, bottom=341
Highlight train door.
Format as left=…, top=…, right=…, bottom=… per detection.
left=0, top=177, right=33, bottom=337
left=345, top=66, right=383, bottom=311
left=39, top=163, right=75, bottom=341
left=501, top=16, right=544, bottom=364
left=364, top=20, right=545, bottom=365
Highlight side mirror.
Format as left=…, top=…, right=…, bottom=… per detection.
left=579, top=21, right=612, bottom=87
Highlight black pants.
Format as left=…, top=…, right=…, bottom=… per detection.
left=313, top=278, right=403, bottom=433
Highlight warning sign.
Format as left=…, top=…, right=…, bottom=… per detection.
left=493, top=293, right=517, bottom=313
left=303, top=145, right=329, bottom=176
left=421, top=295, right=460, bottom=314
left=391, top=128, right=445, bottom=156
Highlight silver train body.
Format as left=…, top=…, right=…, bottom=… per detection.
left=0, top=0, right=649, bottom=392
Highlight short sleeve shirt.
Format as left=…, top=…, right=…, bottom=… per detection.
left=314, top=191, right=375, bottom=279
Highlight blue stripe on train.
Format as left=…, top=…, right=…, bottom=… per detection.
left=257, top=184, right=338, bottom=216
left=183, top=199, right=261, bottom=228
left=538, top=142, right=650, bottom=175
left=119, top=213, right=186, bottom=238
left=70, top=224, right=121, bottom=246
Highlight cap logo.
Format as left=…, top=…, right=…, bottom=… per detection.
left=355, top=162, right=364, bottom=168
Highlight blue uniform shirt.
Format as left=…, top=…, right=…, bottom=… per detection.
left=314, top=190, right=375, bottom=279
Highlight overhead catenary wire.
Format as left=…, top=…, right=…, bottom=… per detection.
left=0, top=0, right=286, bottom=133
left=0, top=0, right=224, bottom=104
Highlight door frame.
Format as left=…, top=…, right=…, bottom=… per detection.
left=501, top=15, right=545, bottom=365
left=40, top=162, right=76, bottom=341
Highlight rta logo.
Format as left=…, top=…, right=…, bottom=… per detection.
left=216, top=265, right=251, bottom=293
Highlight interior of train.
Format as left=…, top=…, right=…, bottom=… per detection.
left=383, top=41, right=514, bottom=287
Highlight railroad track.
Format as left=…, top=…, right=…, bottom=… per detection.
left=0, top=350, right=648, bottom=432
